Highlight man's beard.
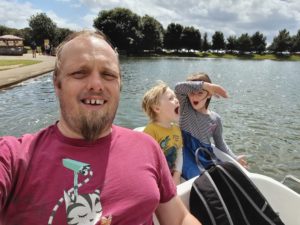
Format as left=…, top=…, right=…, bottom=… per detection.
left=61, top=105, right=116, bottom=142
left=79, top=110, right=113, bottom=141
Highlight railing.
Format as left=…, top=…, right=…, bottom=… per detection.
left=281, top=174, right=300, bottom=185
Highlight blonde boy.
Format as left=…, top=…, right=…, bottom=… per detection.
left=142, top=81, right=183, bottom=185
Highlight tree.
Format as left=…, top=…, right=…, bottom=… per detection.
left=94, top=8, right=142, bottom=51
left=0, top=25, right=11, bottom=36
left=180, top=26, right=201, bottom=51
left=164, top=23, right=183, bottom=51
left=251, top=31, right=266, bottom=53
left=212, top=31, right=225, bottom=50
left=17, top=27, right=32, bottom=46
left=270, top=29, right=292, bottom=52
left=237, top=33, right=252, bottom=52
left=140, top=15, right=164, bottom=51
left=291, top=30, right=300, bottom=52
left=226, top=35, right=238, bottom=51
left=28, top=13, right=57, bottom=46
left=52, top=28, right=73, bottom=47
left=202, top=33, right=210, bottom=51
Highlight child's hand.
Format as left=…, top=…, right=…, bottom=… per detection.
left=203, top=82, right=228, bottom=98
left=237, top=155, right=249, bottom=169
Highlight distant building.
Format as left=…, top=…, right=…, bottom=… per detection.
left=0, top=35, right=24, bottom=55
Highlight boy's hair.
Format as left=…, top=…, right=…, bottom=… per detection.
left=142, top=81, right=168, bottom=121
left=187, top=72, right=212, bottom=109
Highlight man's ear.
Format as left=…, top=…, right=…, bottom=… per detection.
left=53, top=75, right=60, bottom=97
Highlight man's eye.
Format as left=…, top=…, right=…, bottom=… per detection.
left=103, top=73, right=118, bottom=80
left=71, top=71, right=86, bottom=79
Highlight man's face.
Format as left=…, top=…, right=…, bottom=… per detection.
left=54, top=35, right=121, bottom=141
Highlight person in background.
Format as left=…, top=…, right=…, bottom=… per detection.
left=0, top=30, right=202, bottom=225
left=30, top=40, right=37, bottom=58
left=175, top=72, right=248, bottom=180
left=142, top=81, right=183, bottom=185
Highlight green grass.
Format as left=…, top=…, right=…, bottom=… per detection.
left=156, top=51, right=300, bottom=61
left=194, top=52, right=300, bottom=61
left=0, top=59, right=41, bottom=71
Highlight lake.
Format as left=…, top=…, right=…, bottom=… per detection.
left=0, top=57, right=299, bottom=192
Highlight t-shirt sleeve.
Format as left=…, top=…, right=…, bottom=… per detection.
left=0, top=137, right=15, bottom=210
left=154, top=141, right=177, bottom=203
left=0, top=135, right=32, bottom=211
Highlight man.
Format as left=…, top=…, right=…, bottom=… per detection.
left=30, top=40, right=37, bottom=58
left=0, top=30, right=201, bottom=225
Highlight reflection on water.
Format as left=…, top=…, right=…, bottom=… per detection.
left=0, top=57, right=299, bottom=192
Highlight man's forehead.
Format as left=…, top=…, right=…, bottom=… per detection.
left=59, top=35, right=118, bottom=64
left=62, top=36, right=108, bottom=53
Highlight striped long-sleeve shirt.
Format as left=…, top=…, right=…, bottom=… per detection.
left=175, top=81, right=236, bottom=179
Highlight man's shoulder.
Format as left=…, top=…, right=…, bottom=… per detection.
left=0, top=125, right=55, bottom=152
left=113, top=125, right=157, bottom=143
left=1, top=133, right=35, bottom=149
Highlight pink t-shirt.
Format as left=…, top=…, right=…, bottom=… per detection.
left=0, top=124, right=176, bottom=225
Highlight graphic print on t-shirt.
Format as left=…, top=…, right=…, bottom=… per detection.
left=159, top=136, right=177, bottom=170
left=47, top=159, right=112, bottom=225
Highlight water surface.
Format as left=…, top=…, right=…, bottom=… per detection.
left=1, top=57, right=299, bottom=191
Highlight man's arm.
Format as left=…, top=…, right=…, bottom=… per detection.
left=155, top=195, right=202, bottom=225
left=0, top=138, right=14, bottom=210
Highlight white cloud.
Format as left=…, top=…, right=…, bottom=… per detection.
left=1, top=0, right=299, bottom=43
left=46, top=11, right=82, bottom=31
left=0, top=0, right=82, bottom=31
left=82, top=13, right=97, bottom=29
left=78, top=0, right=300, bottom=42
left=0, top=0, right=41, bottom=28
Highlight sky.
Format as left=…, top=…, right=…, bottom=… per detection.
left=0, top=0, right=300, bottom=44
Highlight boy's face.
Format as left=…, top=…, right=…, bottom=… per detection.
left=188, top=90, right=209, bottom=112
left=156, top=87, right=180, bottom=123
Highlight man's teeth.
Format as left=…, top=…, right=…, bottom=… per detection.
left=83, top=99, right=104, bottom=105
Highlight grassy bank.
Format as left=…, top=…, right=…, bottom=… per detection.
left=0, top=52, right=299, bottom=72
left=153, top=52, right=300, bottom=61
left=200, top=53, right=300, bottom=61
left=0, top=59, right=41, bottom=71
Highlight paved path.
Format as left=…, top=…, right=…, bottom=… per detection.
left=0, top=53, right=55, bottom=89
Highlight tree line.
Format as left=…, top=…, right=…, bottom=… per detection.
left=1, top=8, right=300, bottom=54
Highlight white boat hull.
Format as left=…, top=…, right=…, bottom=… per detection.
left=134, top=127, right=300, bottom=224
left=154, top=148, right=300, bottom=225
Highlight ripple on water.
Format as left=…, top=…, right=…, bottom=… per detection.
left=1, top=59, right=300, bottom=192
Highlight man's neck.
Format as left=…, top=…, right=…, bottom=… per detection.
left=57, top=120, right=112, bottom=140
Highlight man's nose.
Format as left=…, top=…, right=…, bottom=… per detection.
left=87, top=70, right=104, bottom=91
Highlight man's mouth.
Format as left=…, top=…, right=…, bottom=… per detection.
left=193, top=101, right=199, bottom=106
left=82, top=98, right=105, bottom=105
left=175, top=106, right=179, bottom=115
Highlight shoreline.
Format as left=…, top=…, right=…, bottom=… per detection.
left=0, top=54, right=55, bottom=89
left=1, top=52, right=299, bottom=90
